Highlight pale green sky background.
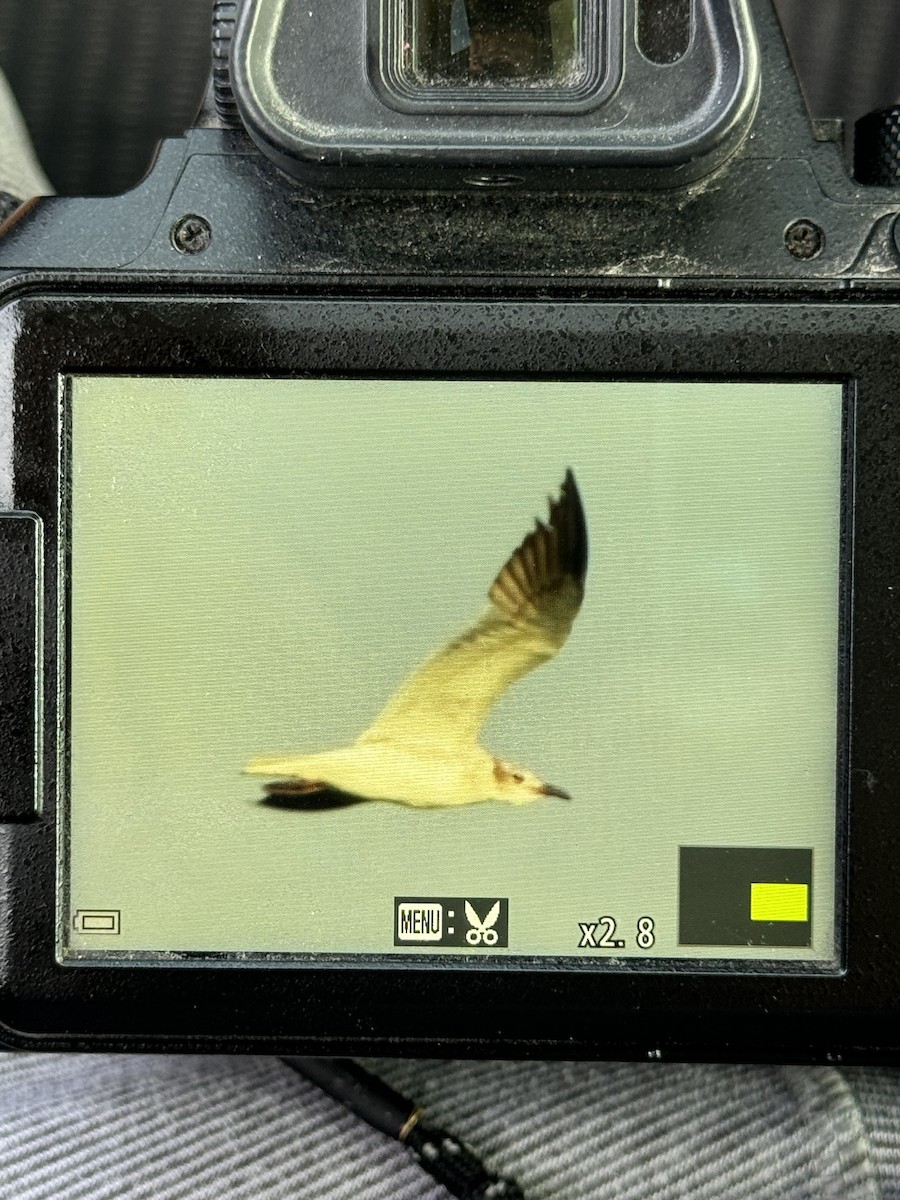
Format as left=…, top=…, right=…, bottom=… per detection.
left=67, top=378, right=844, bottom=960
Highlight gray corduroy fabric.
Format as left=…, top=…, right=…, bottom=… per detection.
left=0, top=1054, right=896, bottom=1199
left=0, top=1055, right=445, bottom=1200
left=845, top=1069, right=900, bottom=1200
left=371, top=1058, right=879, bottom=1200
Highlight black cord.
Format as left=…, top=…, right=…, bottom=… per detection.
left=283, top=1057, right=525, bottom=1200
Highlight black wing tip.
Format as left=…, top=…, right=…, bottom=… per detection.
left=553, top=468, right=588, bottom=587
left=259, top=787, right=366, bottom=811
left=488, top=469, right=589, bottom=616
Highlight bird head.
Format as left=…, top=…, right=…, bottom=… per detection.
left=492, top=758, right=571, bottom=805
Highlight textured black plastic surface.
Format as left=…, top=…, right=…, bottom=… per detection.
left=855, top=105, right=900, bottom=186
left=0, top=513, right=40, bottom=821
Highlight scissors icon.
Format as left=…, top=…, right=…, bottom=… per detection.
left=465, top=900, right=501, bottom=946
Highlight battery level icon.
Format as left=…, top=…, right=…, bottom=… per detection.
left=73, top=909, right=121, bottom=935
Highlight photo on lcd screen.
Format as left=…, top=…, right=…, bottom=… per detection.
left=65, top=379, right=843, bottom=964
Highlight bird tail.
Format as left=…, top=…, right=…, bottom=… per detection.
left=243, top=754, right=318, bottom=777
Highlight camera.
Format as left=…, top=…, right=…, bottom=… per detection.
left=0, top=0, right=898, bottom=1060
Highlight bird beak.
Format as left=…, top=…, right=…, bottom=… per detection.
left=540, top=783, right=571, bottom=801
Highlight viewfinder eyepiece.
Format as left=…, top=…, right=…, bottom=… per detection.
left=228, top=0, right=759, bottom=189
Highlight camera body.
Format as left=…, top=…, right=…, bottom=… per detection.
left=0, top=0, right=899, bottom=1060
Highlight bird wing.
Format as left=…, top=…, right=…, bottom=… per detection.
left=357, top=470, right=588, bottom=750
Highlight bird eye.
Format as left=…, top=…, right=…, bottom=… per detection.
left=512, top=772, right=524, bottom=783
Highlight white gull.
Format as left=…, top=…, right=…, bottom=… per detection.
left=245, top=470, right=588, bottom=808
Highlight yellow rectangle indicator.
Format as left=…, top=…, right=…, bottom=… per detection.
left=750, top=883, right=809, bottom=923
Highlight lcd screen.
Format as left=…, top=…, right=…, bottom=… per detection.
left=63, top=378, right=845, bottom=966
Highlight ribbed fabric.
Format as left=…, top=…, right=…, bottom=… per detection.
left=775, top=0, right=900, bottom=125
left=846, top=1069, right=900, bottom=1200
left=370, top=1059, right=879, bottom=1200
left=0, top=1055, right=447, bottom=1200
left=0, top=1055, right=897, bottom=1199
left=0, top=0, right=209, bottom=195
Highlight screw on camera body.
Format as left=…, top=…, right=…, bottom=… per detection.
left=171, top=214, right=213, bottom=254
left=784, top=218, right=825, bottom=260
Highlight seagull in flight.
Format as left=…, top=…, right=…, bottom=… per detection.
left=245, top=470, right=588, bottom=808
